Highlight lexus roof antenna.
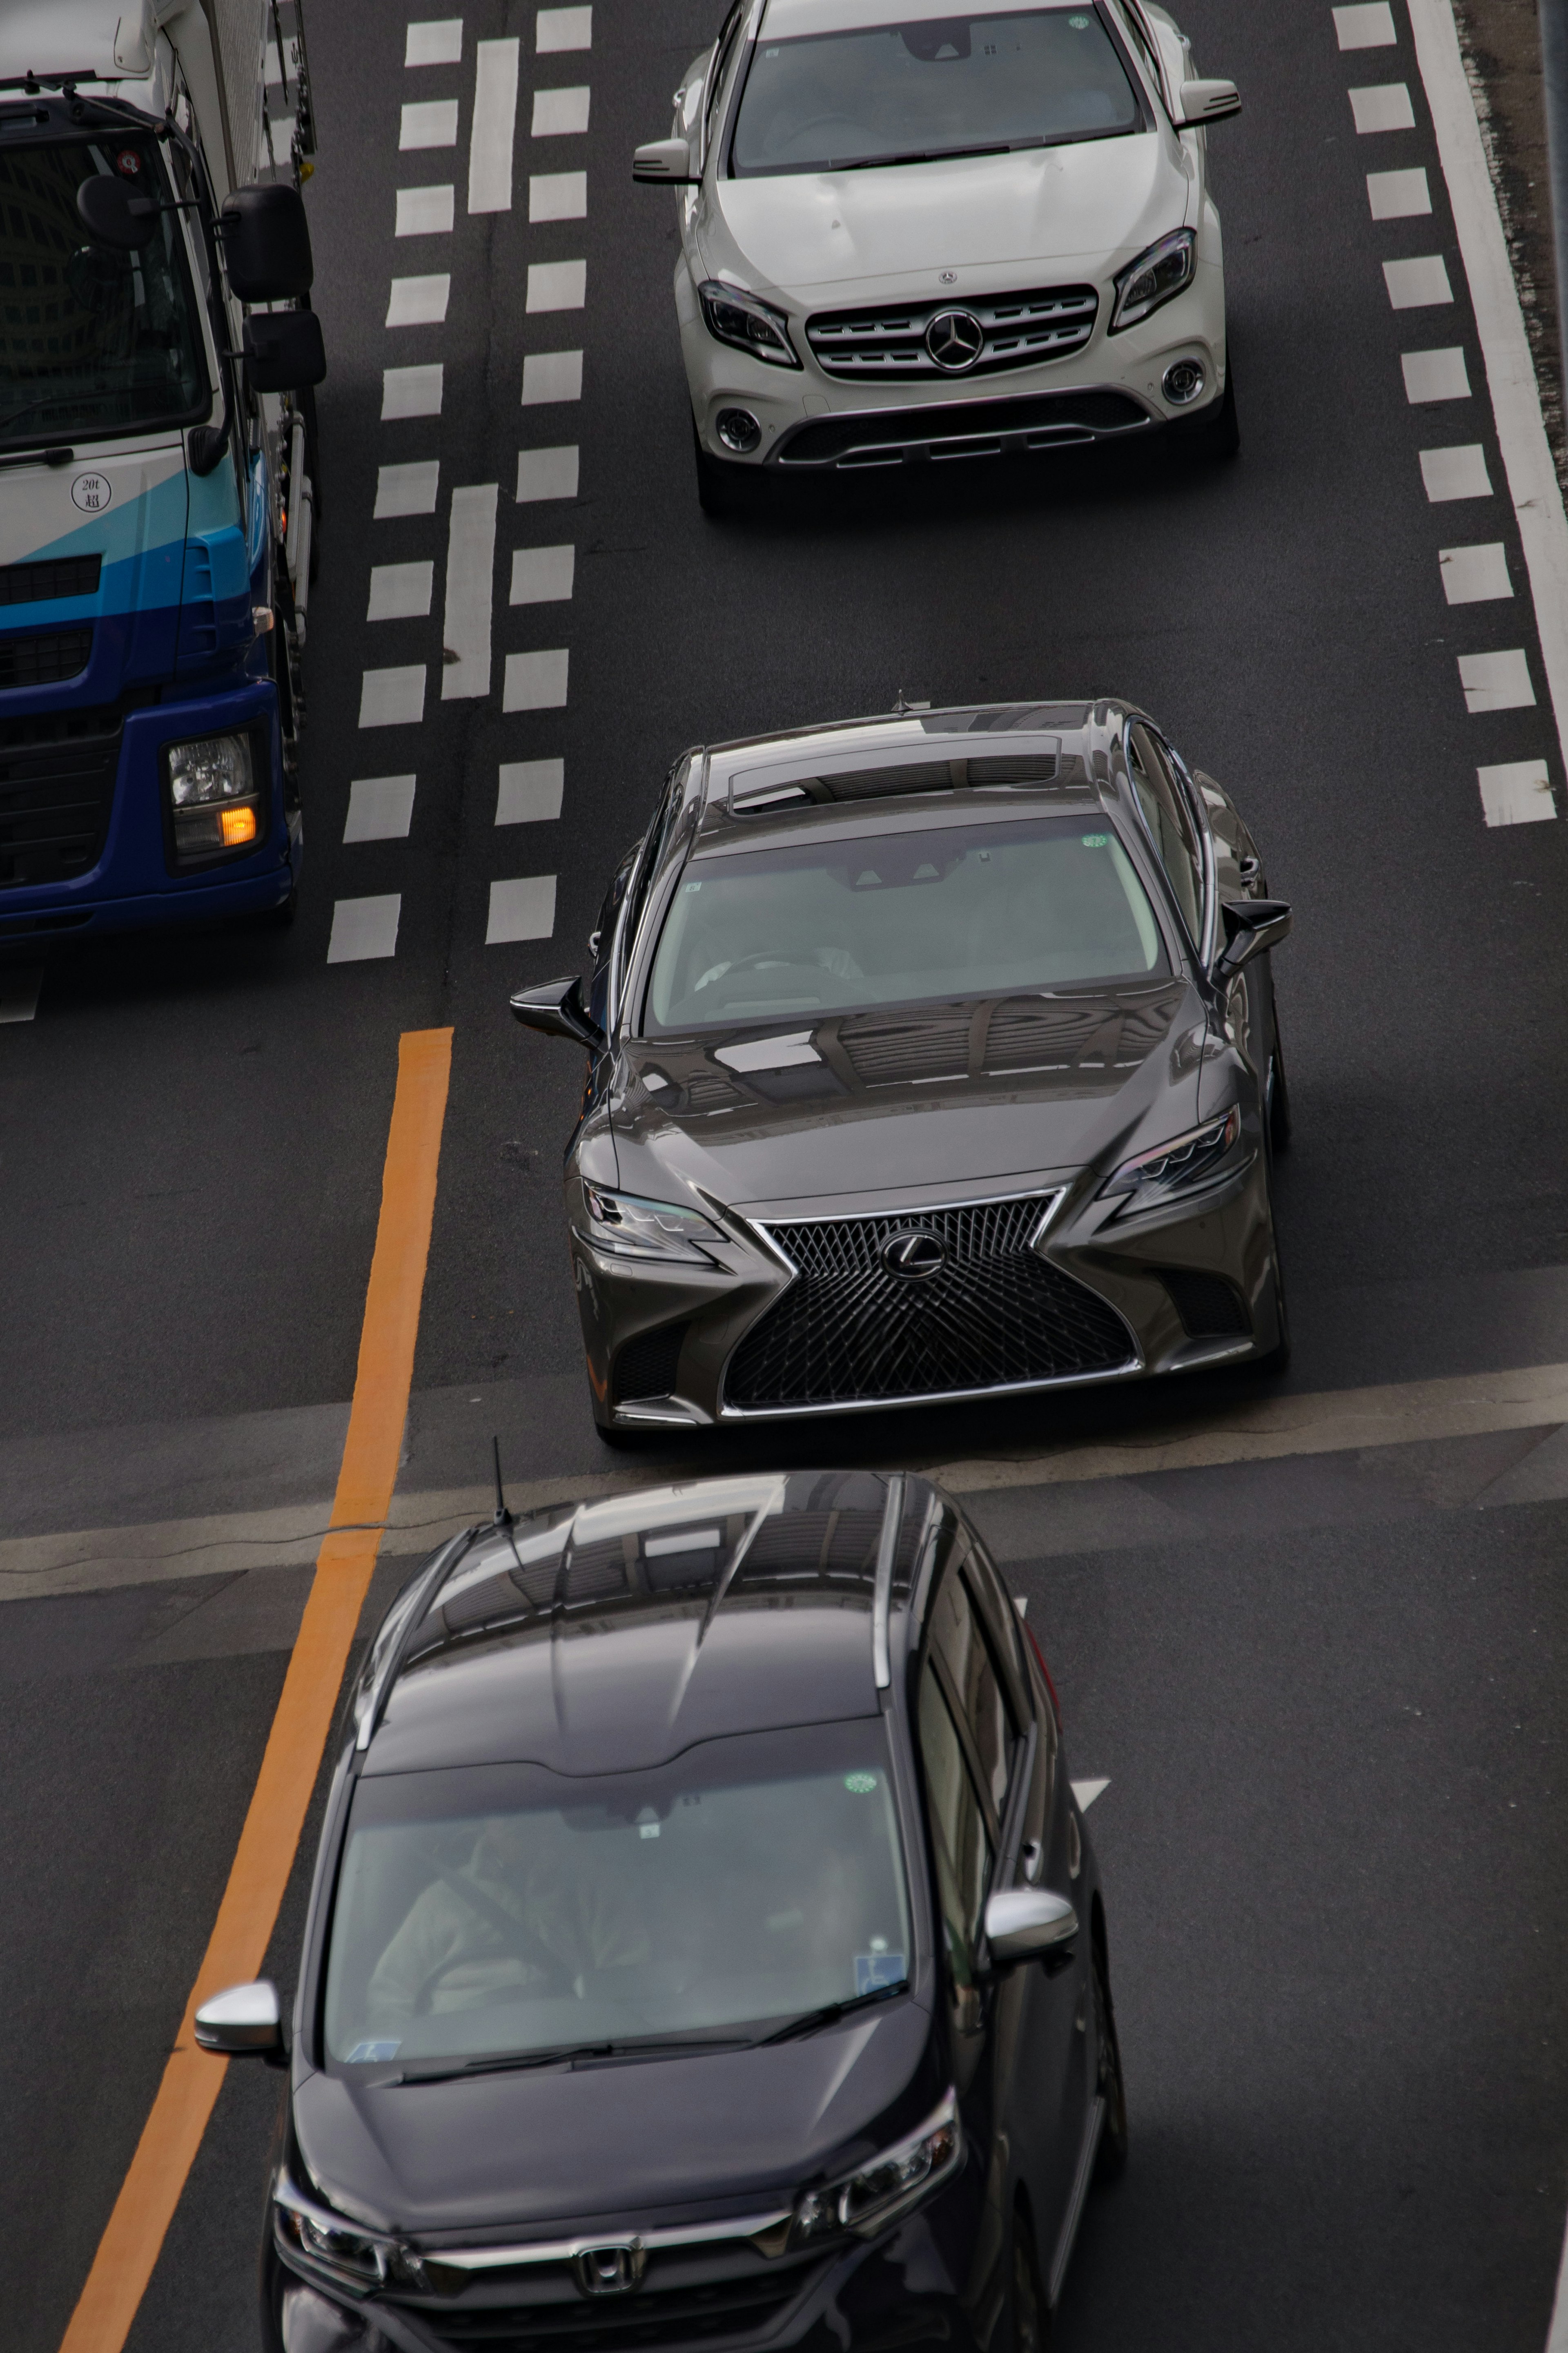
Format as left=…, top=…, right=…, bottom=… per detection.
left=491, top=1434, right=513, bottom=1529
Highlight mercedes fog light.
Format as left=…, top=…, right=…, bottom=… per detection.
left=164, top=730, right=263, bottom=865
left=716, top=408, right=761, bottom=454
left=1163, top=359, right=1205, bottom=406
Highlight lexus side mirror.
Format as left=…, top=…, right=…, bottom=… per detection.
left=1212, top=896, right=1291, bottom=986
left=1177, top=77, right=1241, bottom=127
left=984, top=1887, right=1078, bottom=1964
left=633, top=137, right=698, bottom=185
left=76, top=173, right=158, bottom=250
left=510, top=975, right=606, bottom=1052
left=242, top=309, right=327, bottom=391
left=220, top=183, right=314, bottom=301
left=194, top=1979, right=286, bottom=2062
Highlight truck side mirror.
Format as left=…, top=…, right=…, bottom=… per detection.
left=76, top=173, right=157, bottom=251
left=220, top=183, right=314, bottom=301
left=242, top=310, right=327, bottom=391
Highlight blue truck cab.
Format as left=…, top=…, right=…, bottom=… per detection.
left=0, top=0, right=321, bottom=941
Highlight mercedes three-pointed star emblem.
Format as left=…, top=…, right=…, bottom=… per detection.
left=925, top=308, right=984, bottom=371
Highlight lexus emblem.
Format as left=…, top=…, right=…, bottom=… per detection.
left=881, top=1229, right=947, bottom=1279
left=576, top=2244, right=646, bottom=2297
left=925, top=308, right=984, bottom=371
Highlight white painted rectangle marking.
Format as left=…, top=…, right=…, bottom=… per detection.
left=1334, top=2, right=1396, bottom=46
left=344, top=775, right=416, bottom=842
left=1457, top=648, right=1535, bottom=712
left=487, top=874, right=558, bottom=943
left=532, top=85, right=590, bottom=135
left=358, top=666, right=427, bottom=727
left=1367, top=165, right=1431, bottom=218
left=1071, top=1778, right=1110, bottom=1811
left=328, top=895, right=402, bottom=962
left=522, top=350, right=583, bottom=405
left=469, top=36, right=520, bottom=213
left=1402, top=345, right=1470, bottom=402
left=400, top=98, right=459, bottom=148
left=375, top=459, right=441, bottom=517
left=405, top=18, right=463, bottom=67
left=537, top=6, right=592, bottom=51
left=0, top=966, right=42, bottom=1024
left=1383, top=254, right=1452, bottom=308
left=516, top=444, right=579, bottom=501
left=381, top=363, right=444, bottom=419
left=529, top=170, right=586, bottom=221
left=1476, top=758, right=1555, bottom=825
left=1440, top=542, right=1512, bottom=602
left=1419, top=444, right=1491, bottom=500
left=442, top=484, right=499, bottom=701
left=368, top=560, right=434, bottom=621
left=510, top=544, right=575, bottom=603
left=503, top=649, right=570, bottom=710
left=497, top=758, right=565, bottom=824
left=386, top=273, right=450, bottom=327
left=396, top=184, right=454, bottom=235
left=526, top=259, right=586, bottom=311
left=1349, top=81, right=1415, bottom=132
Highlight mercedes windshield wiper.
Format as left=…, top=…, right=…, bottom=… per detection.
left=755, top=1980, right=909, bottom=2046
left=829, top=142, right=1010, bottom=172
left=399, top=2034, right=752, bottom=2084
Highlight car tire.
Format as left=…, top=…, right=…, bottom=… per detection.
left=1091, top=1933, right=1128, bottom=2183
left=1170, top=360, right=1238, bottom=461
left=1267, top=1013, right=1292, bottom=1158
left=1010, top=2214, right=1051, bottom=2353
left=1252, top=1242, right=1291, bottom=1376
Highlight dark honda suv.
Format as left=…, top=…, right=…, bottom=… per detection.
left=198, top=1471, right=1126, bottom=2353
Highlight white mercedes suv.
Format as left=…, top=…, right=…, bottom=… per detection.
left=634, top=0, right=1241, bottom=511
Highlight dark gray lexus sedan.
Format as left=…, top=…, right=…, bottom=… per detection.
left=510, top=703, right=1291, bottom=1443
left=196, top=1472, right=1125, bottom=2353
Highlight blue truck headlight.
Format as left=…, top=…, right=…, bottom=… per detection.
left=163, top=729, right=263, bottom=865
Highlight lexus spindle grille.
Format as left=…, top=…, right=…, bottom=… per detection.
left=805, top=285, right=1098, bottom=380
left=725, top=1198, right=1135, bottom=1410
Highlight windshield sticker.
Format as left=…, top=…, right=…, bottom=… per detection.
left=345, top=2038, right=402, bottom=2064
left=1082, top=833, right=1109, bottom=848
left=844, top=1771, right=878, bottom=1793
left=855, top=1952, right=907, bottom=1994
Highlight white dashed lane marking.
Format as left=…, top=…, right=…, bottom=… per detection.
left=0, top=967, right=42, bottom=1024
left=530, top=171, right=586, bottom=221
left=1334, top=1, right=1396, bottom=47
left=442, top=485, right=499, bottom=700
left=527, top=259, right=586, bottom=311
left=386, top=273, right=451, bottom=326
left=470, top=37, right=521, bottom=214
left=375, top=459, right=441, bottom=517
left=497, top=758, right=565, bottom=824
left=503, top=650, right=570, bottom=711
left=537, top=6, right=592, bottom=54
left=327, top=895, right=403, bottom=963
left=533, top=86, right=590, bottom=136
left=382, top=363, right=444, bottom=419
left=1439, top=542, right=1512, bottom=603
left=522, top=351, right=583, bottom=405
left=1367, top=165, right=1430, bottom=217
left=510, top=544, right=575, bottom=604
left=1350, top=80, right=1414, bottom=131
left=486, top=875, right=559, bottom=944
left=396, top=185, right=454, bottom=236
left=1457, top=649, right=1535, bottom=712
left=1477, top=759, right=1555, bottom=825
left=517, top=445, right=579, bottom=501
left=359, top=666, right=427, bottom=727
left=405, top=18, right=463, bottom=67
left=1401, top=346, right=1470, bottom=401
left=368, top=561, right=434, bottom=621
left=1071, top=1779, right=1110, bottom=1813
left=344, top=776, right=417, bottom=843
left=1383, top=254, right=1452, bottom=308
left=400, top=98, right=459, bottom=148
left=1419, top=444, right=1491, bottom=500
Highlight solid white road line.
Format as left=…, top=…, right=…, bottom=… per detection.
left=522, top=351, right=583, bottom=404
left=1071, top=1779, right=1110, bottom=1812
left=497, top=758, right=565, bottom=824
left=382, top=363, right=444, bottom=419
left=486, top=876, right=559, bottom=944
left=1350, top=81, right=1414, bottom=132
left=527, top=259, right=586, bottom=311
left=1383, top=254, right=1452, bottom=307
left=469, top=36, right=520, bottom=214
left=327, top=896, right=402, bottom=963
left=533, top=86, right=590, bottom=136
left=367, top=560, right=434, bottom=621
left=400, top=98, right=459, bottom=148
left=1367, top=165, right=1430, bottom=217
left=0, top=966, right=42, bottom=1024
left=1334, top=2, right=1396, bottom=48
left=442, top=485, right=499, bottom=700
left=1419, top=443, right=1492, bottom=500
left=1457, top=648, right=1535, bottom=711
left=1409, top=0, right=1568, bottom=790
left=358, top=666, right=427, bottom=727
left=1402, top=345, right=1470, bottom=401
left=517, top=445, right=579, bottom=500
left=396, top=185, right=454, bottom=235
left=1545, top=2185, right=1568, bottom=2353
left=405, top=18, right=463, bottom=67
left=510, top=544, right=575, bottom=603
left=503, top=650, right=570, bottom=711
left=530, top=171, right=586, bottom=221
left=375, top=459, right=441, bottom=517
left=343, top=776, right=417, bottom=843
left=1477, top=759, right=1555, bottom=825
left=386, top=274, right=450, bottom=326
left=537, top=6, right=592, bottom=53
left=1439, top=542, right=1512, bottom=603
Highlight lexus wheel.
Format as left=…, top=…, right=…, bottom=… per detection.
left=1092, top=1936, right=1128, bottom=2182
left=1267, top=1012, right=1293, bottom=1157
left=1010, top=2214, right=1050, bottom=2353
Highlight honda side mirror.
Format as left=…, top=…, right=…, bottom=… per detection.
left=633, top=138, right=698, bottom=185
left=510, top=975, right=606, bottom=1052
left=984, top=1887, right=1079, bottom=1965
left=220, top=183, right=314, bottom=301
left=194, top=1979, right=287, bottom=2064
left=1177, top=78, right=1241, bottom=127
left=1212, top=896, right=1290, bottom=986
left=76, top=173, right=157, bottom=250
left=242, top=310, right=327, bottom=391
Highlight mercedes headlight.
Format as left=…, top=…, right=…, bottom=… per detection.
left=577, top=1183, right=727, bottom=1262
left=1100, top=1105, right=1244, bottom=1212
left=789, top=2090, right=961, bottom=2248
left=163, top=729, right=263, bottom=863
left=1109, top=227, right=1196, bottom=332
left=273, top=2170, right=402, bottom=2295
left=698, top=279, right=800, bottom=369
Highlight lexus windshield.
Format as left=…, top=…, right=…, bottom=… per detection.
left=647, top=814, right=1168, bottom=1032
left=0, top=136, right=209, bottom=451
left=325, top=1724, right=911, bottom=2069
left=731, top=6, right=1143, bottom=176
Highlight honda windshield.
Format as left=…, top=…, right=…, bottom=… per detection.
left=0, top=135, right=209, bottom=451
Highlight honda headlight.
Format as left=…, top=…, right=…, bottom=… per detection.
left=1100, top=1105, right=1244, bottom=1212
left=163, top=729, right=264, bottom=864
left=698, top=279, right=800, bottom=369
left=577, top=1183, right=727, bottom=1262
left=1109, top=227, right=1196, bottom=332
left=273, top=2170, right=402, bottom=2295
left=790, top=2091, right=961, bottom=2247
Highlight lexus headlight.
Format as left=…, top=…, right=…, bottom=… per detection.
left=577, top=1183, right=727, bottom=1262
left=698, top=279, right=800, bottom=369
left=163, top=729, right=263, bottom=863
left=789, top=2090, right=961, bottom=2248
left=1100, top=1105, right=1243, bottom=1211
left=273, top=2170, right=402, bottom=2295
left=1109, top=227, right=1196, bottom=332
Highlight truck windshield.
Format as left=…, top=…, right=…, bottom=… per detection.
left=0, top=135, right=209, bottom=451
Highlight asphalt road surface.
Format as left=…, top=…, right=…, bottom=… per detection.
left=3, top=0, right=1568, bottom=2347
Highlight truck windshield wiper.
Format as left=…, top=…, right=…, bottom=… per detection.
left=754, top=1980, right=909, bottom=2046
left=399, top=2034, right=751, bottom=2084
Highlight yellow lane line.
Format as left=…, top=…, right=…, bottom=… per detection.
left=58, top=1027, right=454, bottom=2353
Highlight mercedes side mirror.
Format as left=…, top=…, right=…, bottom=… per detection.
left=510, top=975, right=606, bottom=1052
left=1212, top=896, right=1291, bottom=986
left=194, top=1979, right=287, bottom=2063
left=219, top=183, right=314, bottom=301
left=76, top=173, right=158, bottom=250
left=633, top=137, right=698, bottom=185
left=242, top=309, right=327, bottom=392
left=985, top=1887, right=1079, bottom=1964
left=1177, top=77, right=1241, bottom=127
